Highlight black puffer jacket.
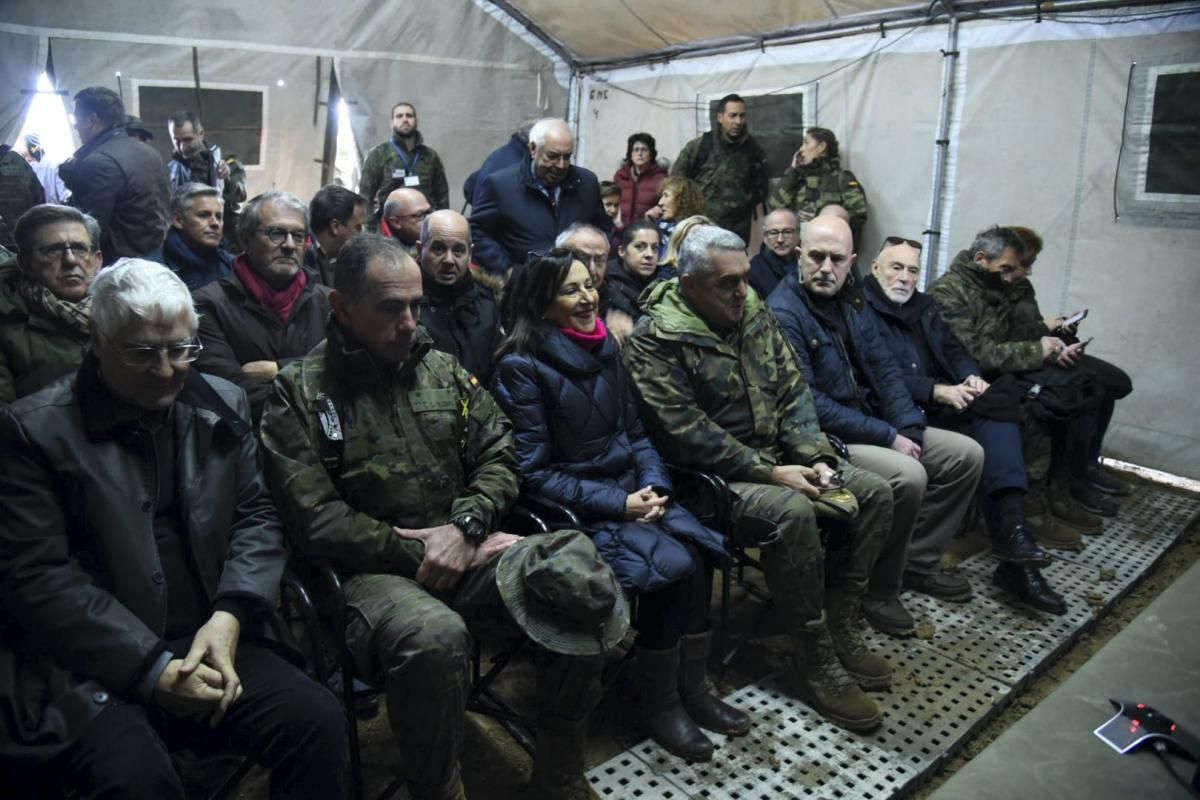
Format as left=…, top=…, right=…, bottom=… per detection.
left=419, top=270, right=502, bottom=381
left=605, top=264, right=674, bottom=322
left=492, top=327, right=725, bottom=592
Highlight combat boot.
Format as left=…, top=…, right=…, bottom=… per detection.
left=824, top=580, right=892, bottom=690
left=1048, top=492, right=1104, bottom=534
left=787, top=613, right=881, bottom=732
left=1026, top=484, right=1096, bottom=541
left=678, top=632, right=751, bottom=736
left=408, top=765, right=466, bottom=800
left=637, top=644, right=713, bottom=761
left=527, top=716, right=600, bottom=800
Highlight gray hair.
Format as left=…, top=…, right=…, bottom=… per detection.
left=677, top=226, right=746, bottom=278
left=89, top=258, right=198, bottom=343
left=238, top=191, right=309, bottom=247
left=335, top=234, right=413, bottom=301
left=968, top=225, right=1026, bottom=261
left=529, top=118, right=569, bottom=150
left=82, top=214, right=101, bottom=253
left=171, top=181, right=221, bottom=216
left=555, top=222, right=606, bottom=248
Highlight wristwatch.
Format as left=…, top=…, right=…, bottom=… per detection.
left=451, top=514, right=488, bottom=546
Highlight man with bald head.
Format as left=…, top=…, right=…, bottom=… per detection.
left=862, top=237, right=1064, bottom=614
left=768, top=216, right=984, bottom=636
left=416, top=209, right=501, bottom=380
left=381, top=187, right=432, bottom=257
left=470, top=117, right=610, bottom=277
left=749, top=208, right=800, bottom=299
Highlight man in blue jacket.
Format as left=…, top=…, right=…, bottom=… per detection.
left=767, top=216, right=984, bottom=636
left=469, top=118, right=610, bottom=278
left=863, top=237, right=1066, bottom=615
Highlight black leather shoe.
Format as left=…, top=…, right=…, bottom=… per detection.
left=902, top=570, right=974, bottom=602
left=993, top=564, right=1067, bottom=615
left=1085, top=465, right=1132, bottom=497
left=1071, top=482, right=1120, bottom=517
left=861, top=596, right=916, bottom=636
left=990, top=524, right=1052, bottom=566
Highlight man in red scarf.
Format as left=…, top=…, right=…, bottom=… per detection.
left=193, top=191, right=332, bottom=421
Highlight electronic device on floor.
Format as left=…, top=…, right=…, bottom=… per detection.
left=1095, top=698, right=1200, bottom=793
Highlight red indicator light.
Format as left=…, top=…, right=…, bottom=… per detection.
left=1171, top=724, right=1177, bottom=732
left=1137, top=703, right=1145, bottom=709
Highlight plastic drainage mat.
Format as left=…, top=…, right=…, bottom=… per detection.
left=586, top=485, right=1199, bottom=799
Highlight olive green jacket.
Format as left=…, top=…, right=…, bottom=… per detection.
left=769, top=156, right=867, bottom=230
left=928, top=250, right=1044, bottom=377
left=0, top=265, right=90, bottom=405
left=623, top=278, right=836, bottom=484
left=359, top=132, right=450, bottom=217
left=671, top=130, right=768, bottom=240
left=259, top=321, right=519, bottom=577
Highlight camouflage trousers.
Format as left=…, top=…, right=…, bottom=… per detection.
left=343, top=548, right=604, bottom=788
left=725, top=461, right=892, bottom=629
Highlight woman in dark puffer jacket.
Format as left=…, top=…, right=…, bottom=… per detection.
left=492, top=249, right=751, bottom=761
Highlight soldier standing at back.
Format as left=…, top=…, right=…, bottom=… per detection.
left=167, top=111, right=248, bottom=249
left=360, top=102, right=450, bottom=225
left=770, top=127, right=868, bottom=245
left=670, top=94, right=768, bottom=244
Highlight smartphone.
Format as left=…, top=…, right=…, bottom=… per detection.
left=1063, top=308, right=1088, bottom=328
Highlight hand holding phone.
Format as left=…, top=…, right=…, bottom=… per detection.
left=1062, top=308, right=1088, bottom=329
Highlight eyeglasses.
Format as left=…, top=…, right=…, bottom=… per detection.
left=120, top=340, right=204, bottom=367
left=258, top=227, right=308, bottom=246
left=573, top=251, right=609, bottom=267
left=883, top=236, right=923, bottom=251
left=763, top=228, right=798, bottom=239
left=388, top=208, right=432, bottom=223
left=526, top=247, right=576, bottom=264
left=34, top=242, right=94, bottom=260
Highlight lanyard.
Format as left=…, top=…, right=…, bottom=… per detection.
left=390, top=140, right=421, bottom=174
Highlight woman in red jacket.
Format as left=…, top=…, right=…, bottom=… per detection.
left=613, top=133, right=668, bottom=225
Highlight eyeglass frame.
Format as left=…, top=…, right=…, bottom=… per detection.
left=119, top=339, right=205, bottom=367
left=32, top=242, right=96, bottom=261
left=256, top=226, right=309, bottom=246
left=762, top=227, right=799, bottom=239
left=882, top=235, right=923, bottom=251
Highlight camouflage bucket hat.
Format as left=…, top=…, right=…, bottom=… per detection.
left=496, top=531, right=630, bottom=656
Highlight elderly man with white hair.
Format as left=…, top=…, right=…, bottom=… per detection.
left=470, top=117, right=611, bottom=278
left=0, top=258, right=349, bottom=799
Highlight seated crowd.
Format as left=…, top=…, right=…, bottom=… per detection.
left=0, top=83, right=1132, bottom=800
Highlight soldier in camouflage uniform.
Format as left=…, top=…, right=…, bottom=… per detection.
left=260, top=235, right=617, bottom=800
left=929, top=225, right=1106, bottom=543
left=0, top=144, right=46, bottom=249
left=769, top=127, right=867, bottom=245
left=360, top=102, right=450, bottom=226
left=167, top=111, right=248, bottom=250
left=670, top=94, right=768, bottom=244
left=624, top=225, right=894, bottom=733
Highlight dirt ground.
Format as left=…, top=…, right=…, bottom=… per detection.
left=233, top=488, right=1199, bottom=800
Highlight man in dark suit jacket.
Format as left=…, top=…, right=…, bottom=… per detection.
left=470, top=118, right=610, bottom=278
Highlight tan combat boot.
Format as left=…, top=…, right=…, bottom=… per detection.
left=824, top=580, right=892, bottom=690
left=787, top=613, right=882, bottom=732
left=1026, top=484, right=1089, bottom=548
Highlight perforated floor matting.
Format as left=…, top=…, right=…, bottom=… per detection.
left=587, top=483, right=1199, bottom=799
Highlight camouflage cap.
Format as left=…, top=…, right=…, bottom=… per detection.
left=496, top=531, right=629, bottom=656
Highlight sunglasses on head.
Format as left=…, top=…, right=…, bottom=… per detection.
left=883, top=236, right=923, bottom=251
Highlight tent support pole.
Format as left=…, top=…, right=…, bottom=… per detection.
left=923, top=10, right=959, bottom=284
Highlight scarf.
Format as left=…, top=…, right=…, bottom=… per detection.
left=559, top=318, right=608, bottom=350
left=18, top=274, right=92, bottom=336
left=232, top=255, right=308, bottom=323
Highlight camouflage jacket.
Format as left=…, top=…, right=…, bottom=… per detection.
left=1009, top=279, right=1053, bottom=341
left=769, top=156, right=867, bottom=229
left=359, top=132, right=450, bottom=217
left=0, top=146, right=45, bottom=249
left=623, top=279, right=837, bottom=484
left=259, top=321, right=519, bottom=577
left=670, top=130, right=768, bottom=239
left=168, top=142, right=247, bottom=208
left=929, top=250, right=1044, bottom=377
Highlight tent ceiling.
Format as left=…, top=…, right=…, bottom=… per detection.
left=496, top=0, right=924, bottom=65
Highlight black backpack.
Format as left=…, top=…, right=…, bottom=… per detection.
left=1013, top=367, right=1101, bottom=423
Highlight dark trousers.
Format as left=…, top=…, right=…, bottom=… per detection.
left=52, top=642, right=349, bottom=800
left=635, top=540, right=713, bottom=650
left=1079, top=355, right=1132, bottom=460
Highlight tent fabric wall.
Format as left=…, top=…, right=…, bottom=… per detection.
left=577, top=13, right=1200, bottom=480
left=0, top=31, right=41, bottom=146
left=1, top=0, right=566, bottom=208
